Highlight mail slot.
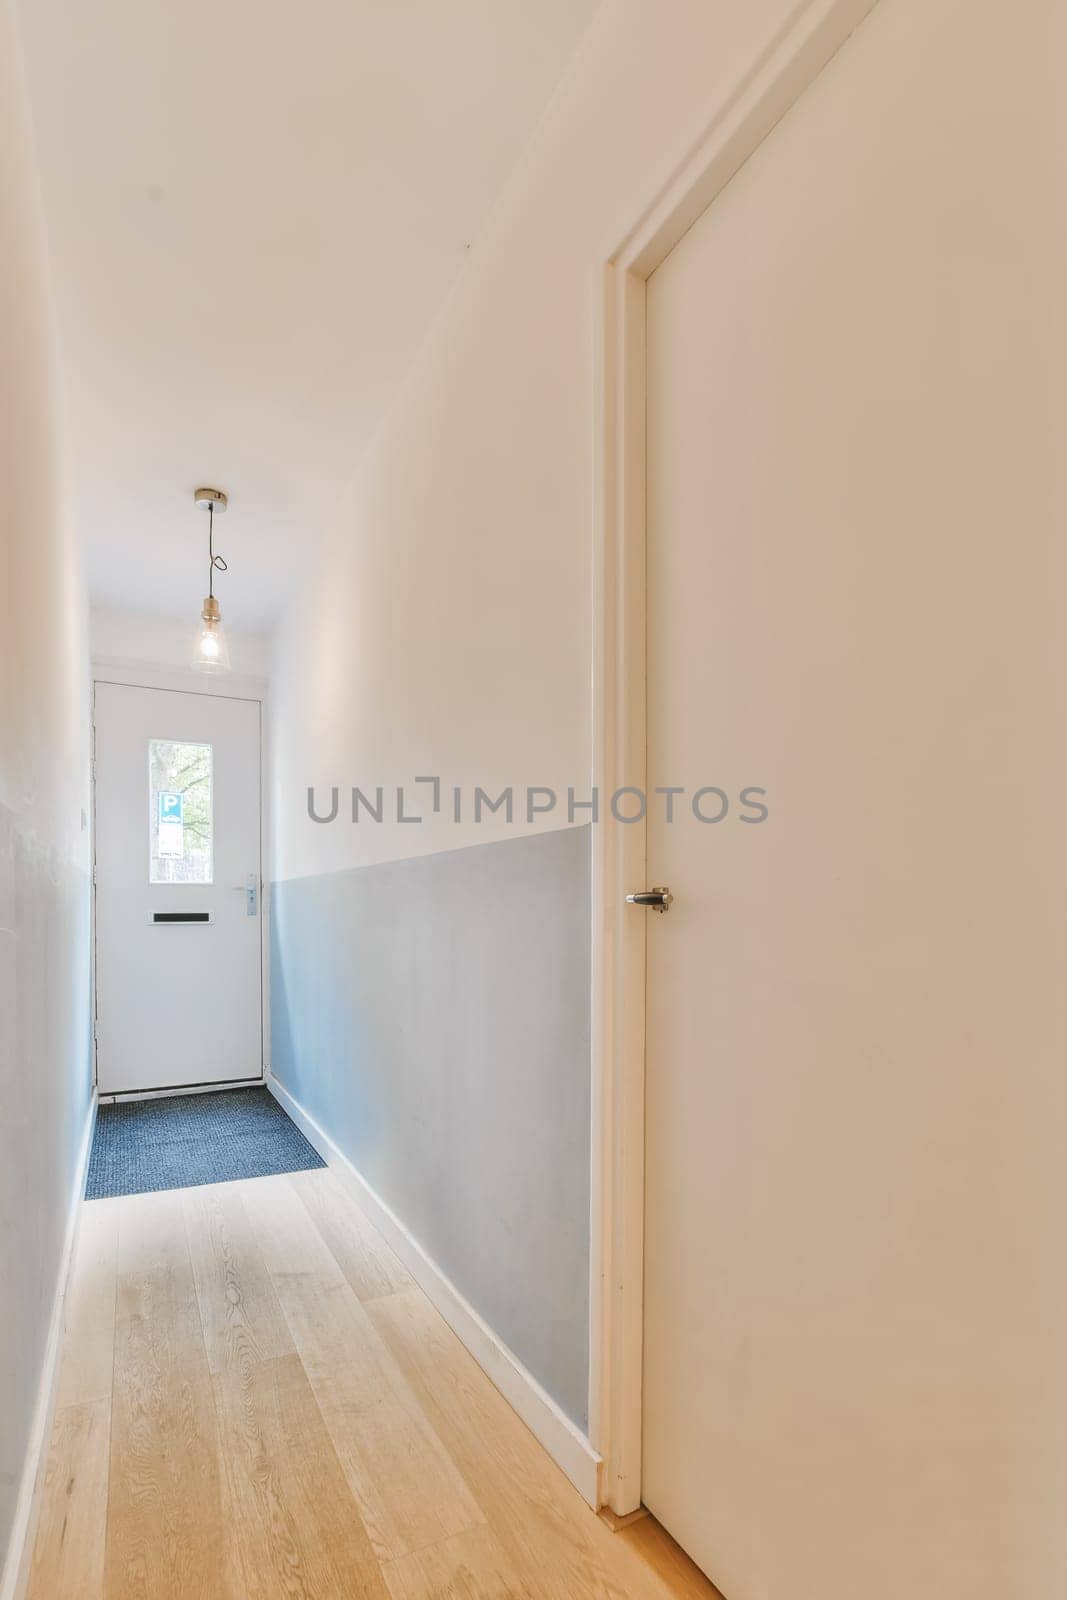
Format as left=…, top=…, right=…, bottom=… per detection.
left=149, top=911, right=214, bottom=924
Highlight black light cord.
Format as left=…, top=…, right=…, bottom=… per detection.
left=207, top=501, right=228, bottom=599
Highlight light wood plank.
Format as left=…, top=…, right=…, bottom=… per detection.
left=183, top=1180, right=294, bottom=1373
left=27, top=1399, right=110, bottom=1600
left=106, top=1189, right=229, bottom=1599
left=32, top=1183, right=720, bottom=1600
left=381, top=1525, right=530, bottom=1600
left=213, top=1351, right=390, bottom=1600
left=238, top=1175, right=484, bottom=1562
left=187, top=1181, right=386, bottom=1595
left=366, top=1287, right=682, bottom=1600
left=289, top=1168, right=413, bottom=1301
left=615, top=1522, right=725, bottom=1600
left=55, top=1198, right=119, bottom=1408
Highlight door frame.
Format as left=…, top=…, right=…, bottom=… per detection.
left=90, top=665, right=269, bottom=1099
left=588, top=0, right=881, bottom=1514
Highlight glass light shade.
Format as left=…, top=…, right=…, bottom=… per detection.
left=191, top=612, right=231, bottom=673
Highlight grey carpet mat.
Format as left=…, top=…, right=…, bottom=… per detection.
left=85, top=1085, right=325, bottom=1199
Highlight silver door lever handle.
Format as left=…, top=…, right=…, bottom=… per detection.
left=230, top=876, right=258, bottom=915
left=626, top=886, right=673, bottom=913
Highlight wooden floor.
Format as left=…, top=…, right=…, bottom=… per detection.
left=28, top=1168, right=721, bottom=1599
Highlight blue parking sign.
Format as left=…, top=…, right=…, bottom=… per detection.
left=158, top=791, right=184, bottom=860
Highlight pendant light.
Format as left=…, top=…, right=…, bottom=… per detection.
left=190, top=487, right=231, bottom=673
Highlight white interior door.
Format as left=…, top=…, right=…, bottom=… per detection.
left=643, top=1, right=1066, bottom=1596
left=93, top=682, right=263, bottom=1095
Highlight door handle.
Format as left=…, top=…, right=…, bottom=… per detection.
left=626, top=886, right=673, bottom=913
left=230, top=876, right=258, bottom=916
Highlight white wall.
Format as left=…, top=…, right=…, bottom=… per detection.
left=271, top=0, right=803, bottom=881
left=0, top=0, right=93, bottom=1585
left=268, top=0, right=813, bottom=1451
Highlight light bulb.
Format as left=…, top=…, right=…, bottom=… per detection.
left=190, top=598, right=231, bottom=673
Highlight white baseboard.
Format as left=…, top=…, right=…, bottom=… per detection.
left=267, top=1070, right=602, bottom=1508
left=0, top=1090, right=98, bottom=1600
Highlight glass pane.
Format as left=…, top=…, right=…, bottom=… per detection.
left=149, top=740, right=213, bottom=884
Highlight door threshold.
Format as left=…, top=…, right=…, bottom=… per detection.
left=98, top=1076, right=264, bottom=1105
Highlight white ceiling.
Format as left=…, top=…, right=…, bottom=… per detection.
left=17, top=0, right=597, bottom=632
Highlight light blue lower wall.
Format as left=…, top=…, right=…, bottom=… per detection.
left=0, top=805, right=93, bottom=1567
left=270, top=823, right=591, bottom=1428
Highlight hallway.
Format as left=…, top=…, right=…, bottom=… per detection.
left=6, top=0, right=1067, bottom=1592
left=28, top=1169, right=715, bottom=1599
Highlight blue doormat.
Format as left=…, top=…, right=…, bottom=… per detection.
left=85, top=1086, right=325, bottom=1199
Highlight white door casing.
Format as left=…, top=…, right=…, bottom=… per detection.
left=93, top=681, right=263, bottom=1095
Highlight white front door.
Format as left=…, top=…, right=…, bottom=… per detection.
left=93, top=682, right=263, bottom=1095
left=642, top=0, right=1064, bottom=1595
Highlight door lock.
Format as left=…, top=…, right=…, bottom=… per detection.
left=626, top=886, right=673, bottom=913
